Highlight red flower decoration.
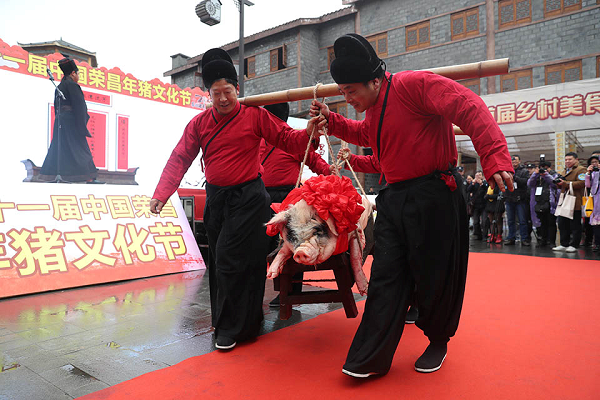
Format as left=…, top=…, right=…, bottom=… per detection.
left=268, top=175, right=365, bottom=240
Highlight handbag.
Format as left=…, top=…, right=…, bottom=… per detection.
left=554, top=182, right=576, bottom=219
left=583, top=187, right=594, bottom=218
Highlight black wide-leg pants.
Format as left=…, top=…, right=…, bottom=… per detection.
left=343, top=173, right=469, bottom=375
left=204, top=177, right=271, bottom=341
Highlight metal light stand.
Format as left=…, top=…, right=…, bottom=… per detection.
left=46, top=68, right=69, bottom=183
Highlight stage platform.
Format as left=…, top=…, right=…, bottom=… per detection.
left=0, top=239, right=598, bottom=399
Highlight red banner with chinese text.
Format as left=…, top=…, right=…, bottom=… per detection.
left=0, top=183, right=204, bottom=299
left=117, top=115, right=129, bottom=171
left=50, top=106, right=108, bottom=169
left=0, top=38, right=209, bottom=110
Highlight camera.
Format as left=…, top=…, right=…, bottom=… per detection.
left=593, top=166, right=600, bottom=172
left=539, top=154, right=546, bottom=174
left=553, top=174, right=565, bottom=184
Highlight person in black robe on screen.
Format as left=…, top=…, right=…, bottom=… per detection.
left=41, top=57, right=98, bottom=182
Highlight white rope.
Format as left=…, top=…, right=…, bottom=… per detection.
left=294, top=82, right=367, bottom=198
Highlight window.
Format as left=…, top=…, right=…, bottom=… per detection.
left=451, top=8, right=479, bottom=40
left=545, top=60, right=581, bottom=85
left=406, top=21, right=430, bottom=51
left=366, top=33, right=388, bottom=57
left=544, top=0, right=581, bottom=17
left=458, top=78, right=480, bottom=95
left=500, top=69, right=532, bottom=92
left=498, top=0, right=531, bottom=28
left=327, top=46, right=335, bottom=70
left=244, top=56, right=255, bottom=78
left=328, top=101, right=348, bottom=118
left=269, top=46, right=287, bottom=72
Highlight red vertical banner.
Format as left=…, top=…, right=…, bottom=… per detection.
left=117, top=115, right=129, bottom=171
left=86, top=111, right=108, bottom=169
left=49, top=107, right=108, bottom=170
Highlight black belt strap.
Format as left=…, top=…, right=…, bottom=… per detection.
left=204, top=105, right=242, bottom=154
left=261, top=146, right=276, bottom=165
left=376, top=73, right=394, bottom=163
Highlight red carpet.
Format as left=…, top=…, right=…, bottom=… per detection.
left=303, top=255, right=373, bottom=294
left=79, top=253, right=599, bottom=400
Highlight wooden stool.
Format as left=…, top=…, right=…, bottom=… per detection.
left=271, top=253, right=358, bottom=320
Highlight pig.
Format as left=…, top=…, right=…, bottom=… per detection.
left=265, top=177, right=373, bottom=295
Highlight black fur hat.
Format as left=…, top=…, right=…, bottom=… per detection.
left=330, top=33, right=384, bottom=84
left=201, top=48, right=237, bottom=89
left=58, top=57, right=78, bottom=76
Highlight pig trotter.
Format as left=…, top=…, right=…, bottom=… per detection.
left=349, top=233, right=368, bottom=295
left=267, top=243, right=293, bottom=279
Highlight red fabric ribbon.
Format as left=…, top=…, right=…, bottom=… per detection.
left=440, top=173, right=457, bottom=191
left=267, top=175, right=365, bottom=254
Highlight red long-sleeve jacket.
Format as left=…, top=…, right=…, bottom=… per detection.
left=153, top=102, right=315, bottom=202
left=345, top=154, right=381, bottom=174
left=328, top=71, right=513, bottom=184
left=260, top=139, right=331, bottom=187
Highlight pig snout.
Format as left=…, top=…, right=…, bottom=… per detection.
left=293, top=240, right=319, bottom=264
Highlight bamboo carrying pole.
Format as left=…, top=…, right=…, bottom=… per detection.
left=236, top=58, right=509, bottom=107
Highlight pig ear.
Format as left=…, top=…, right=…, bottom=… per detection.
left=325, top=218, right=338, bottom=237
left=265, top=211, right=287, bottom=236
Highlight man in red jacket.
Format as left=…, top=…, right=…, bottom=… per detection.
left=310, top=34, right=513, bottom=376
left=260, top=102, right=334, bottom=307
left=150, top=49, right=326, bottom=351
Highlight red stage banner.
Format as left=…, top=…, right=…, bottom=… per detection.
left=0, top=38, right=210, bottom=110
left=82, top=90, right=111, bottom=106
left=0, top=184, right=205, bottom=299
left=87, top=111, right=108, bottom=169
left=117, top=115, right=129, bottom=171
left=50, top=106, right=108, bottom=169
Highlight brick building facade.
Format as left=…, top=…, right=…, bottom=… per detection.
left=165, top=0, right=600, bottom=191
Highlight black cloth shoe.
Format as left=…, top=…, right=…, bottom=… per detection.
left=215, top=336, right=236, bottom=350
left=405, top=306, right=419, bottom=324
left=342, top=368, right=378, bottom=378
left=504, top=239, right=516, bottom=245
left=536, top=239, right=547, bottom=247
left=415, top=342, right=447, bottom=373
left=521, top=239, right=531, bottom=246
left=269, top=295, right=280, bottom=308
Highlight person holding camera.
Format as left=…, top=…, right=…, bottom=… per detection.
left=584, top=154, right=600, bottom=252
left=527, top=160, right=559, bottom=247
left=504, top=155, right=531, bottom=246
left=553, top=152, right=587, bottom=253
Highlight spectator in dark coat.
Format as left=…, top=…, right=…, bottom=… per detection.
left=504, top=155, right=531, bottom=246
left=467, top=171, right=488, bottom=240
left=527, top=162, right=559, bottom=247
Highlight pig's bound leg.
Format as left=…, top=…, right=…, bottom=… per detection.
left=267, top=243, right=293, bottom=279
left=349, top=231, right=368, bottom=295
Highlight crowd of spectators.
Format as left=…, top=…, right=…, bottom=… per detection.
left=462, top=151, right=600, bottom=255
